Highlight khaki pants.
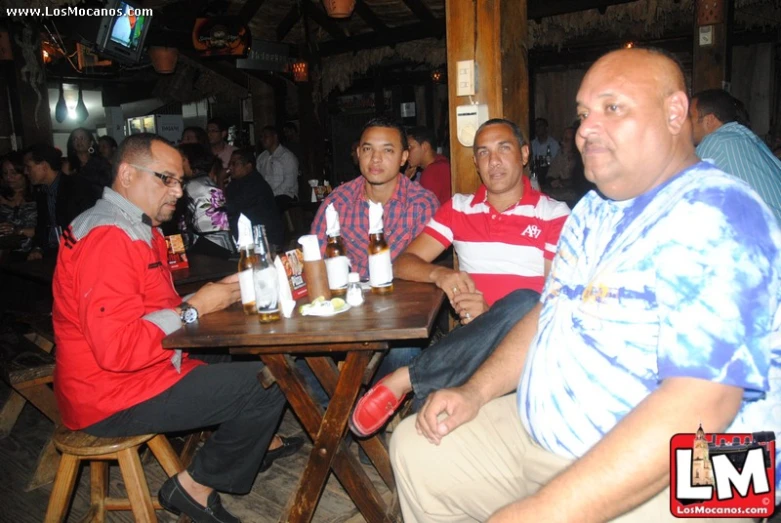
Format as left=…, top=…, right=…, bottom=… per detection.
left=390, top=394, right=755, bottom=523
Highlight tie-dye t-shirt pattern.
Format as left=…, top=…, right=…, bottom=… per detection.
left=518, top=161, right=781, bottom=501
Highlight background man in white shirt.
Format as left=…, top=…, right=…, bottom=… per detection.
left=256, top=125, right=299, bottom=213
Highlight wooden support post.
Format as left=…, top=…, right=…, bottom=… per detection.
left=297, top=79, right=325, bottom=184
left=692, top=0, right=733, bottom=92
left=445, top=0, right=529, bottom=196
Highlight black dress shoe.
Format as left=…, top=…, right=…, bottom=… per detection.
left=259, top=435, right=305, bottom=473
left=158, top=475, right=241, bottom=523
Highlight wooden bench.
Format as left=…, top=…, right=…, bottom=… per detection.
left=45, top=427, right=183, bottom=523
left=0, top=331, right=61, bottom=490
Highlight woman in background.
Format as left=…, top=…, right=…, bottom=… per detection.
left=97, top=136, right=118, bottom=164
left=65, top=127, right=97, bottom=175
left=178, top=143, right=234, bottom=259
left=0, top=152, right=37, bottom=258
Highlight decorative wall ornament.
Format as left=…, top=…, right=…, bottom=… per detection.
left=14, top=24, right=45, bottom=129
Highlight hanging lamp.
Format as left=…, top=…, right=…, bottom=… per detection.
left=75, top=83, right=89, bottom=123
left=54, top=82, right=67, bottom=123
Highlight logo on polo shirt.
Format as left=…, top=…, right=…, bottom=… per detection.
left=521, top=225, right=542, bottom=238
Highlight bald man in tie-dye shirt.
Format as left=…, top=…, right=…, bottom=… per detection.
left=390, top=48, right=780, bottom=523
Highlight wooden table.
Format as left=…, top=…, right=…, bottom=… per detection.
left=163, top=280, right=445, bottom=523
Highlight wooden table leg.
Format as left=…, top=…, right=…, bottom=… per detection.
left=306, top=356, right=395, bottom=491
left=262, top=350, right=393, bottom=523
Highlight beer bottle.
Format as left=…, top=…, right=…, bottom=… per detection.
left=325, top=232, right=349, bottom=296
left=368, top=229, right=393, bottom=294
left=237, top=240, right=258, bottom=315
left=253, top=225, right=280, bottom=323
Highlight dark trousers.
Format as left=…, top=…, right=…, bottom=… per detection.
left=274, top=195, right=297, bottom=214
left=408, top=289, right=540, bottom=411
left=85, top=362, right=286, bottom=494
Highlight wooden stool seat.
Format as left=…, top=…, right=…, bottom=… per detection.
left=52, top=426, right=155, bottom=456
left=0, top=332, right=60, bottom=490
left=0, top=334, right=56, bottom=386
left=45, top=428, right=183, bottom=523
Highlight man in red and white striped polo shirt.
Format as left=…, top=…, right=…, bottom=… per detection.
left=351, top=118, right=570, bottom=437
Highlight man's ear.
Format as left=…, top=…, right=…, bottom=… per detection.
left=666, top=91, right=689, bottom=135
left=116, top=163, right=133, bottom=188
left=400, top=149, right=410, bottom=167
left=521, top=144, right=530, bottom=167
left=703, top=113, right=721, bottom=133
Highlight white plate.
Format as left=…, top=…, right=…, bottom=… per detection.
left=300, top=302, right=352, bottom=317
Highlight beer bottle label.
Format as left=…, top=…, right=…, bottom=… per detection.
left=369, top=250, right=393, bottom=287
left=239, top=269, right=255, bottom=305
left=254, top=267, right=280, bottom=312
left=325, top=256, right=350, bottom=290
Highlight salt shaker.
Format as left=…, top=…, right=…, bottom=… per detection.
left=345, top=272, right=364, bottom=307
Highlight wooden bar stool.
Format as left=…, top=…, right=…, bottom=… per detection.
left=44, top=426, right=184, bottom=523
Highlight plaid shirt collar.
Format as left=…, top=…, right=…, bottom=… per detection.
left=349, top=174, right=408, bottom=206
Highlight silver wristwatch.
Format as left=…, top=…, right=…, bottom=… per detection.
left=179, top=302, right=199, bottom=324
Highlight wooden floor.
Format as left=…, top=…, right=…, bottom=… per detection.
left=0, top=378, right=391, bottom=523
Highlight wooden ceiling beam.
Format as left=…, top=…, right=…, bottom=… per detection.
left=400, top=0, right=436, bottom=22
left=237, top=0, right=268, bottom=22
left=276, top=3, right=302, bottom=41
left=528, top=0, right=640, bottom=20
left=181, top=51, right=250, bottom=89
left=318, top=19, right=444, bottom=56
left=354, top=0, right=389, bottom=34
left=304, top=2, right=348, bottom=40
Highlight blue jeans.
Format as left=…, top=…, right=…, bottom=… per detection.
left=371, top=346, right=421, bottom=386
left=408, top=288, right=540, bottom=411
left=297, top=346, right=422, bottom=407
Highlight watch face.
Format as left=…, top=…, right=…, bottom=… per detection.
left=183, top=307, right=198, bottom=323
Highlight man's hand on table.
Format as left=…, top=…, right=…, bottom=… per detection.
left=415, top=384, right=486, bottom=445
left=27, top=249, right=43, bottom=261
left=185, top=273, right=241, bottom=317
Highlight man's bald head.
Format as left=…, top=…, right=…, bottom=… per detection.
left=575, top=48, right=697, bottom=200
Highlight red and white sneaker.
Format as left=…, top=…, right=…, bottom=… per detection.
left=349, top=379, right=409, bottom=437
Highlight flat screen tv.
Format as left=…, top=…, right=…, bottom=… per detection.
left=95, top=0, right=152, bottom=64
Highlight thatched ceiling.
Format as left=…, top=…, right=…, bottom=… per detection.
left=244, top=0, right=445, bottom=45
left=6, top=0, right=779, bottom=104
left=6, top=0, right=778, bottom=50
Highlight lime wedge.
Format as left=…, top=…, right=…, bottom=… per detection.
left=331, top=298, right=346, bottom=311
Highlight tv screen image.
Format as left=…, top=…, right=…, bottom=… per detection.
left=93, top=0, right=152, bottom=64
left=109, top=2, right=147, bottom=51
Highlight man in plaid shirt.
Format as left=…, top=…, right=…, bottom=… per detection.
left=312, top=117, right=440, bottom=278
left=310, top=116, right=440, bottom=411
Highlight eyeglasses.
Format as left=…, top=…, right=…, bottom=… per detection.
left=129, top=164, right=185, bottom=189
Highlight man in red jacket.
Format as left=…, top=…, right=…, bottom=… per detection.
left=52, top=133, right=287, bottom=523
left=407, top=126, right=452, bottom=204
